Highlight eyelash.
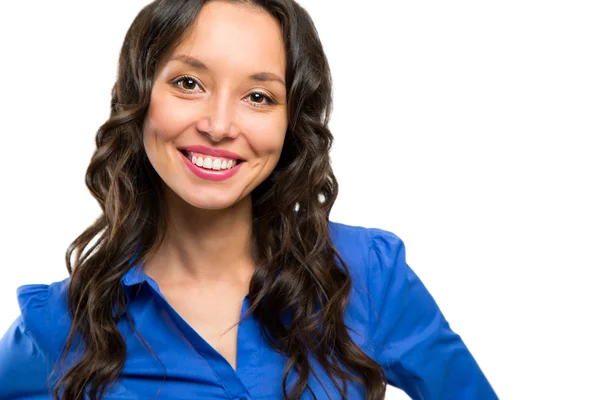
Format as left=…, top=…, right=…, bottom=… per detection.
left=172, top=75, right=276, bottom=107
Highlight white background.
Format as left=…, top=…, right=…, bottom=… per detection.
left=1, top=1, right=599, bottom=399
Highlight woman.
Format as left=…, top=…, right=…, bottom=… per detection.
left=0, top=0, right=497, bottom=399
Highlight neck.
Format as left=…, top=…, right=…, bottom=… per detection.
left=144, top=185, right=255, bottom=289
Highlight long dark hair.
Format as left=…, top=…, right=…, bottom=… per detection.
left=55, top=0, right=387, bottom=399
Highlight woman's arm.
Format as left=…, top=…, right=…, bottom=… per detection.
left=0, top=315, right=53, bottom=398
left=368, top=228, right=498, bottom=399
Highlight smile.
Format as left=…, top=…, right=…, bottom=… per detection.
left=182, top=150, right=240, bottom=171
left=179, top=150, right=245, bottom=181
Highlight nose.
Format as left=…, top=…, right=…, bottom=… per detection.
left=196, top=91, right=240, bottom=142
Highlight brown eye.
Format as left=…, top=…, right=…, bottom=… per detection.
left=182, top=78, right=196, bottom=90
left=246, top=92, right=275, bottom=107
left=251, top=93, right=265, bottom=103
left=174, top=76, right=202, bottom=92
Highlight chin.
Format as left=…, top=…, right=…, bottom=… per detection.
left=182, top=191, right=246, bottom=211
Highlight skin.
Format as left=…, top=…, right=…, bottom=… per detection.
left=138, top=1, right=288, bottom=371
left=141, top=0, right=288, bottom=293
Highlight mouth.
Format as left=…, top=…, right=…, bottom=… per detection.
left=179, top=149, right=245, bottom=171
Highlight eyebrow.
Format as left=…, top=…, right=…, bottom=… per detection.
left=170, top=54, right=286, bottom=87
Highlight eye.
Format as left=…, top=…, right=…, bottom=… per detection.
left=173, top=75, right=203, bottom=92
left=245, top=92, right=275, bottom=107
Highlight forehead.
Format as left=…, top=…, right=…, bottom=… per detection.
left=170, top=1, right=286, bottom=75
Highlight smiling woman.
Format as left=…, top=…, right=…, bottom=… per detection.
left=0, top=1, right=496, bottom=399
left=144, top=3, right=289, bottom=211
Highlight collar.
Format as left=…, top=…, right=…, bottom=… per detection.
left=117, top=252, right=149, bottom=317
left=120, top=250, right=164, bottom=294
left=121, top=248, right=149, bottom=286
left=121, top=261, right=147, bottom=287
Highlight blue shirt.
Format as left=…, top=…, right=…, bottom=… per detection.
left=0, top=221, right=497, bottom=399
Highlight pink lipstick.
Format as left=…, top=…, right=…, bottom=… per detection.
left=179, top=150, right=244, bottom=182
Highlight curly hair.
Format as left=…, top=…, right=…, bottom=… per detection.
left=54, top=1, right=387, bottom=399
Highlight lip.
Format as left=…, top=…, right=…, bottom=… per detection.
left=180, top=151, right=243, bottom=181
left=178, top=145, right=243, bottom=161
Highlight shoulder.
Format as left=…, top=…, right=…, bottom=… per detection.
left=15, top=277, right=72, bottom=357
left=328, top=219, right=405, bottom=249
left=328, top=220, right=407, bottom=281
left=0, top=277, right=72, bottom=396
left=328, top=220, right=409, bottom=335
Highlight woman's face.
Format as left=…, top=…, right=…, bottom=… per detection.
left=143, top=1, right=287, bottom=210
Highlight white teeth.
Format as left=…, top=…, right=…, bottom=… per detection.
left=187, top=152, right=238, bottom=170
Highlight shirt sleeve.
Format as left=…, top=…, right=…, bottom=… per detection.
left=0, top=315, right=52, bottom=398
left=368, top=228, right=498, bottom=399
left=0, top=284, right=57, bottom=399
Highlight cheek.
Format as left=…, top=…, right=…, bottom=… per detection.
left=241, top=114, right=287, bottom=155
left=144, top=92, right=194, bottom=142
